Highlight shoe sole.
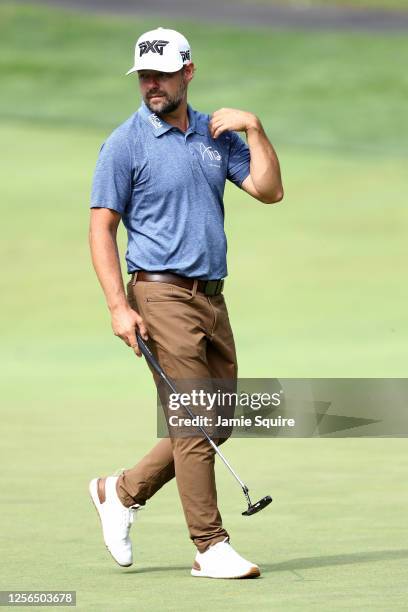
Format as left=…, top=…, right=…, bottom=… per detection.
left=191, top=566, right=260, bottom=579
left=88, top=478, right=133, bottom=568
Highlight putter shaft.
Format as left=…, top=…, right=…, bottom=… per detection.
left=136, top=333, right=270, bottom=514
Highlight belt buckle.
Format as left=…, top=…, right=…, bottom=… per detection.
left=204, top=279, right=224, bottom=296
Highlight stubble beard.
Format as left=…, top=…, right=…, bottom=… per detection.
left=144, top=77, right=187, bottom=116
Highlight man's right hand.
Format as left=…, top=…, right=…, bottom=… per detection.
left=110, top=304, right=148, bottom=357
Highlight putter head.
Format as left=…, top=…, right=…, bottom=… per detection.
left=242, top=495, right=272, bottom=516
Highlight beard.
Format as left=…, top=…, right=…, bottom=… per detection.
left=144, top=77, right=187, bottom=116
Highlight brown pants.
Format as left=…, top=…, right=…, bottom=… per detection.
left=116, top=276, right=238, bottom=553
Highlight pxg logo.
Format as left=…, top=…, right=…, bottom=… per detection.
left=139, top=40, right=169, bottom=57
left=180, top=50, right=191, bottom=62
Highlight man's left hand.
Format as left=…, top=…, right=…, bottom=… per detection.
left=209, top=108, right=260, bottom=139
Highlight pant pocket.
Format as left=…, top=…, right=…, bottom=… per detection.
left=143, top=282, right=195, bottom=303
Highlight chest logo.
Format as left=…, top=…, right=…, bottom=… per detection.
left=199, top=144, right=222, bottom=163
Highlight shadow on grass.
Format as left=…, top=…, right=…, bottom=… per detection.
left=263, top=548, right=408, bottom=573
left=120, top=549, right=408, bottom=575
left=123, top=566, right=188, bottom=574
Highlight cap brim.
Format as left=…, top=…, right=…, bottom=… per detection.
left=125, top=56, right=184, bottom=76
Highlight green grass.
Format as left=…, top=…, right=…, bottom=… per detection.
left=235, top=0, right=408, bottom=10
left=1, top=4, right=408, bottom=611
left=1, top=4, right=408, bottom=152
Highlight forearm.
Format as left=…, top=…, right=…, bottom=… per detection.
left=246, top=119, right=283, bottom=201
left=89, top=226, right=128, bottom=313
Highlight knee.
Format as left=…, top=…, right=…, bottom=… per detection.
left=172, top=435, right=216, bottom=458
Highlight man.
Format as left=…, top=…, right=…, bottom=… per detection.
left=88, top=27, right=283, bottom=579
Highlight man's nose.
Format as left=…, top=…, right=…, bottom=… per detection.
left=146, top=76, right=160, bottom=88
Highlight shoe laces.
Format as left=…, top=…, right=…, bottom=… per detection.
left=121, top=504, right=141, bottom=532
left=113, top=467, right=144, bottom=531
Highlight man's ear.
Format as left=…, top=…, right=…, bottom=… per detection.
left=184, top=63, right=195, bottom=83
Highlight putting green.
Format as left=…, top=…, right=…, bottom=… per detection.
left=1, top=5, right=407, bottom=611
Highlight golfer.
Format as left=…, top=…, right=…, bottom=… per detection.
left=88, top=27, right=283, bottom=579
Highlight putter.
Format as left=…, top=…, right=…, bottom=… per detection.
left=136, top=332, right=272, bottom=516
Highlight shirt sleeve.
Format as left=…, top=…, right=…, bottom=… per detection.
left=227, top=131, right=251, bottom=188
left=90, top=134, right=132, bottom=214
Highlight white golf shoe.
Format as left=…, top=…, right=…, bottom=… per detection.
left=191, top=538, right=260, bottom=579
left=89, top=476, right=142, bottom=567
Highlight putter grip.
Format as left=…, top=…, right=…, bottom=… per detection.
left=136, top=333, right=162, bottom=375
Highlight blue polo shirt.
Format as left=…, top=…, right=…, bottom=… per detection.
left=90, top=101, right=250, bottom=279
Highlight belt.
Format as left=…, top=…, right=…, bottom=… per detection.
left=131, top=271, right=224, bottom=296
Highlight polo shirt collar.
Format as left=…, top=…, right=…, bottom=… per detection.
left=187, top=105, right=207, bottom=136
left=139, top=101, right=207, bottom=137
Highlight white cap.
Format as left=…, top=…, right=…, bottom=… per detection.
left=126, top=27, right=192, bottom=75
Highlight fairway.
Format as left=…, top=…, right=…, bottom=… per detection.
left=1, top=4, right=408, bottom=611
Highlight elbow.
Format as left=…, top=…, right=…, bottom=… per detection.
left=261, top=187, right=284, bottom=205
